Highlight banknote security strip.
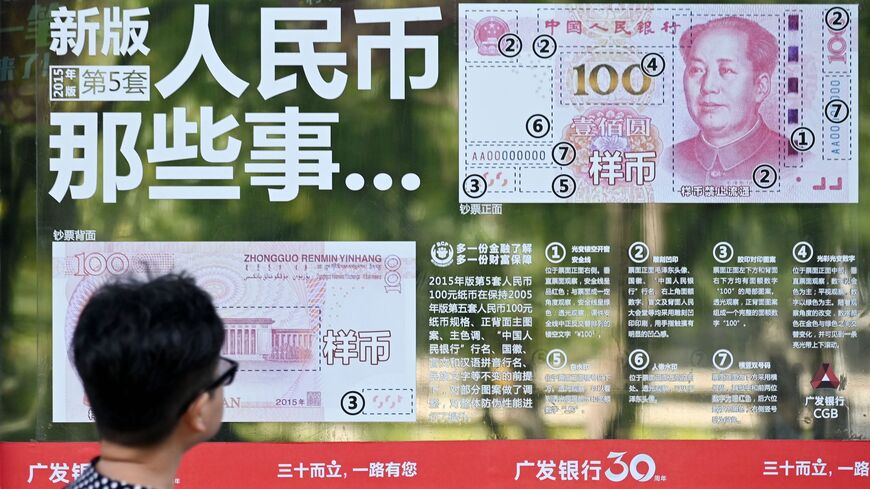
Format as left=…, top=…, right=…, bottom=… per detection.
left=459, top=4, right=858, bottom=203
left=52, top=241, right=416, bottom=422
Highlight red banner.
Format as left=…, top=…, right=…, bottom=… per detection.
left=2, top=440, right=869, bottom=488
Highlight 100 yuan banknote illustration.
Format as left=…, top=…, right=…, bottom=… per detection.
left=459, top=4, right=857, bottom=203
left=53, top=241, right=416, bottom=422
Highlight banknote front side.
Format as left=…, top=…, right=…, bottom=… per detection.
left=459, top=4, right=858, bottom=203
left=52, top=241, right=416, bottom=422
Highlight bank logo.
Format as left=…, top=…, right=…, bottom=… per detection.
left=430, top=241, right=454, bottom=267
left=810, top=363, right=841, bottom=389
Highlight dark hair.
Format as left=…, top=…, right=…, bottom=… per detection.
left=679, top=16, right=778, bottom=77
left=72, top=273, right=225, bottom=447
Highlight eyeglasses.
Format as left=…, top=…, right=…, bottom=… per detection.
left=178, top=356, right=238, bottom=417
left=203, top=356, right=239, bottom=393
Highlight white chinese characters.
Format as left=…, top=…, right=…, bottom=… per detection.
left=70, top=4, right=443, bottom=100
left=48, top=107, right=339, bottom=203
left=49, top=6, right=149, bottom=56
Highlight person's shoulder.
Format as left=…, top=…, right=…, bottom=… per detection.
left=61, top=460, right=140, bottom=489
left=754, top=120, right=786, bottom=143
left=672, top=135, right=701, bottom=160
left=669, top=135, right=702, bottom=171
left=756, top=122, right=792, bottom=158
left=62, top=461, right=95, bottom=488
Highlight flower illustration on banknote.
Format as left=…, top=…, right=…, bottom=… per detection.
left=591, top=135, right=630, bottom=153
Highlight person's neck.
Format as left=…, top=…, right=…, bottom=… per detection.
left=703, top=116, right=761, bottom=148
left=96, top=439, right=186, bottom=489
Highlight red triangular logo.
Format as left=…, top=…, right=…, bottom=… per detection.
left=811, top=363, right=840, bottom=389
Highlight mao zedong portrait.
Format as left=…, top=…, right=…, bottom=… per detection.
left=672, top=16, right=790, bottom=185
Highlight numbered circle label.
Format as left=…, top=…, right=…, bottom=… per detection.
left=462, top=174, right=487, bottom=199
left=790, top=127, right=815, bottom=152
left=629, top=349, right=650, bottom=371
left=545, top=242, right=566, bottom=264
left=712, top=349, right=734, bottom=371
left=824, top=99, right=849, bottom=124
left=628, top=241, right=650, bottom=264
left=792, top=241, right=814, bottom=263
left=498, top=33, right=522, bottom=58
left=712, top=241, right=734, bottom=264
left=533, top=34, right=556, bottom=59
left=551, top=175, right=576, bottom=199
left=546, top=349, right=567, bottom=370
left=341, top=391, right=365, bottom=415
left=526, top=114, right=550, bottom=138
left=640, top=53, right=666, bottom=77
left=752, top=164, right=778, bottom=189
left=825, top=7, right=849, bottom=32
left=552, top=142, right=576, bottom=166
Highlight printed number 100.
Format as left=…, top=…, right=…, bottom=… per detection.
left=574, top=64, right=651, bottom=96
left=74, top=252, right=130, bottom=276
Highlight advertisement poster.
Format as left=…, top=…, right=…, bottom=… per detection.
left=0, top=1, right=868, bottom=487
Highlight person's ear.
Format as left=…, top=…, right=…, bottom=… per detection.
left=754, top=72, right=771, bottom=102
left=181, top=392, right=211, bottom=434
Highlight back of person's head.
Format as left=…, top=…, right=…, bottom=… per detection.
left=73, top=273, right=225, bottom=447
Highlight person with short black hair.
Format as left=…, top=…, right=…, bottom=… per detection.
left=65, top=273, right=235, bottom=489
